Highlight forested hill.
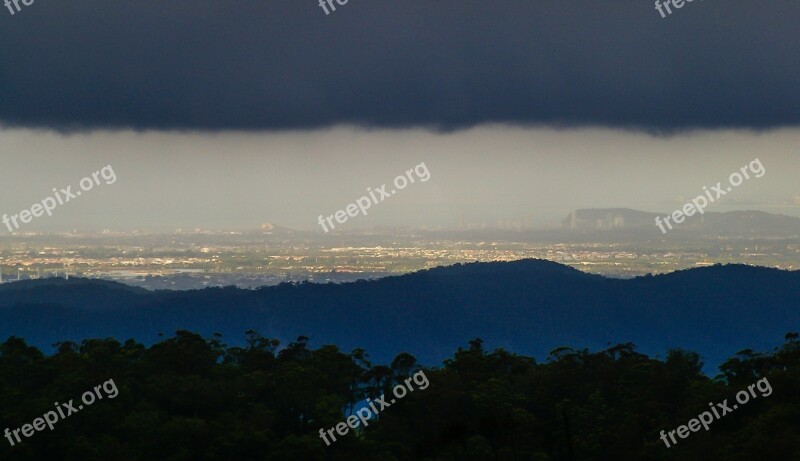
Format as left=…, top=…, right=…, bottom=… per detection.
left=0, top=259, right=797, bottom=371
left=1, top=331, right=798, bottom=460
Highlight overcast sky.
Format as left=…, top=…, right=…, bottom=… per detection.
left=0, top=1, right=798, bottom=231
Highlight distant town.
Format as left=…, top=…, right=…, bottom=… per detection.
left=1, top=209, right=798, bottom=290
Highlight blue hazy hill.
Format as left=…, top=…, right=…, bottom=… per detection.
left=0, top=259, right=797, bottom=372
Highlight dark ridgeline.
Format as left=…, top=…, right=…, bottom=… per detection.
left=0, top=259, right=798, bottom=371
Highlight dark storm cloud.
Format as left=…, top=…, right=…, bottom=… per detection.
left=0, top=0, right=798, bottom=132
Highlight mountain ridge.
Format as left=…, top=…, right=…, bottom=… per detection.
left=0, top=259, right=797, bottom=372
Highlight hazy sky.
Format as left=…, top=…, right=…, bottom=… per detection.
left=1, top=1, right=798, bottom=232
left=0, top=127, right=797, bottom=231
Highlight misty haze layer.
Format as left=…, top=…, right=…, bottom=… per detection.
left=0, top=127, right=798, bottom=231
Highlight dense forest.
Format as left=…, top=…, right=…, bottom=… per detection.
left=1, top=331, right=798, bottom=460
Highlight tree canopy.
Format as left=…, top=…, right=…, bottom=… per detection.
left=0, top=331, right=798, bottom=460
